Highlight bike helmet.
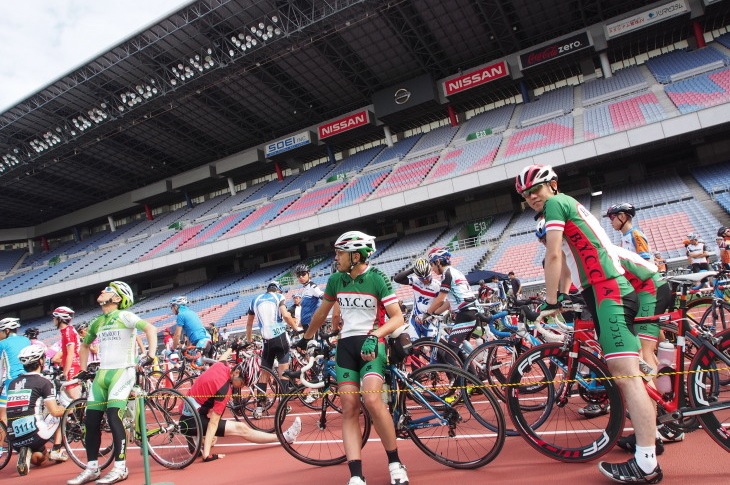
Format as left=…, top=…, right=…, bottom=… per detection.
left=294, top=263, right=309, bottom=275
left=687, top=233, right=698, bottom=240
left=427, top=247, right=451, bottom=265
left=108, top=280, right=134, bottom=309
left=718, top=226, right=729, bottom=237
left=75, top=321, right=89, bottom=332
left=0, top=317, right=20, bottom=331
left=18, top=344, right=46, bottom=365
left=515, top=164, right=557, bottom=194
left=24, top=327, right=40, bottom=339
left=169, top=296, right=188, bottom=306
left=413, top=258, right=431, bottom=278
left=267, top=280, right=283, bottom=293
left=606, top=202, right=636, bottom=218
left=334, top=231, right=376, bottom=260
left=52, top=306, right=75, bottom=322
left=535, top=218, right=547, bottom=241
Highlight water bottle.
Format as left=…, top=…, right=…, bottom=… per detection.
left=656, top=341, right=676, bottom=395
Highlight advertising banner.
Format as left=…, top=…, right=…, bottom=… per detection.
left=519, top=32, right=592, bottom=70
left=318, top=110, right=371, bottom=140
left=265, top=131, right=312, bottom=158
left=605, top=0, right=689, bottom=39
left=441, top=61, right=510, bottom=97
left=372, top=73, right=437, bottom=118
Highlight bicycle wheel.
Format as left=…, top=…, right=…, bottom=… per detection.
left=235, top=366, right=283, bottom=433
left=407, top=339, right=462, bottom=372
left=61, top=398, right=115, bottom=470
left=274, top=390, right=371, bottom=466
left=0, top=421, right=10, bottom=470
left=144, top=388, right=202, bottom=469
left=405, top=364, right=505, bottom=469
left=687, top=328, right=730, bottom=451
left=699, top=299, right=730, bottom=334
left=155, top=368, right=189, bottom=390
left=506, top=343, right=624, bottom=462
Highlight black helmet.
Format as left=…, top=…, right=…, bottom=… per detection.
left=294, top=263, right=309, bottom=275
left=606, top=203, right=636, bottom=218
left=718, top=226, right=729, bottom=237
left=24, top=327, right=40, bottom=339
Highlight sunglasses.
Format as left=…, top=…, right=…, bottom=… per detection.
left=521, top=183, right=545, bottom=198
left=102, top=286, right=117, bottom=294
left=296, top=272, right=308, bottom=277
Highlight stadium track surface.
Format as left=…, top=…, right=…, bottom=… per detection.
left=10, top=423, right=727, bottom=484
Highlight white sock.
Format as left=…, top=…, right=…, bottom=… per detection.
left=87, top=460, right=99, bottom=470
left=113, top=461, right=126, bottom=470
left=634, top=445, right=657, bottom=474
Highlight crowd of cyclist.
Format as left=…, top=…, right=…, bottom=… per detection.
left=1, top=164, right=728, bottom=485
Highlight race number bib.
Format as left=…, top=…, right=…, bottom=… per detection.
left=11, top=415, right=37, bottom=437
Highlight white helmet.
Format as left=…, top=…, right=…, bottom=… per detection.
left=334, top=231, right=376, bottom=259
left=413, top=258, right=431, bottom=278
left=108, top=281, right=134, bottom=309
left=18, top=344, right=46, bottom=365
left=0, top=317, right=21, bottom=331
left=52, top=306, right=75, bottom=322
left=170, top=296, right=188, bottom=306
left=515, top=164, right=558, bottom=194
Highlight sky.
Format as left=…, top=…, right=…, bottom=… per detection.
left=0, top=0, right=193, bottom=113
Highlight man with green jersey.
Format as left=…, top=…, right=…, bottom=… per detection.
left=517, top=165, right=662, bottom=484
left=296, top=231, right=409, bottom=485
left=67, top=281, right=157, bottom=485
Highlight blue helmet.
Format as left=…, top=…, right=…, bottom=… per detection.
left=535, top=218, right=547, bottom=241
left=427, top=247, right=451, bottom=265
left=267, top=281, right=283, bottom=293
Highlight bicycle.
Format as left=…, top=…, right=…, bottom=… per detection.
left=273, top=329, right=506, bottom=469
left=505, top=270, right=730, bottom=462
left=62, top=366, right=203, bottom=470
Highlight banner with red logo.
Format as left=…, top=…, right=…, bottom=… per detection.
left=318, top=110, right=371, bottom=140
left=519, top=32, right=592, bottom=70
left=604, top=0, right=688, bottom=40
left=441, top=61, right=510, bottom=97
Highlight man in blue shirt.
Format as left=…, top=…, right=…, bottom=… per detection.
left=293, top=263, right=324, bottom=331
left=170, top=296, right=212, bottom=367
left=0, top=317, right=32, bottom=425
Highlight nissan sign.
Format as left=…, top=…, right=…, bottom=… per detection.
left=265, top=131, right=312, bottom=157
left=318, top=110, right=371, bottom=140
left=441, top=61, right=510, bottom=97
left=519, top=32, right=593, bottom=70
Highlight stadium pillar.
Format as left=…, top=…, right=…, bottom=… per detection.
left=326, top=143, right=337, bottom=165
left=41, top=236, right=50, bottom=251
left=599, top=52, right=612, bottom=78
left=383, top=126, right=394, bottom=147
left=693, top=20, right=706, bottom=48
left=519, top=80, right=531, bottom=102
left=73, top=227, right=80, bottom=242
left=274, top=161, right=284, bottom=181
left=184, top=191, right=194, bottom=209
left=447, top=105, right=458, bottom=127
left=108, top=216, right=116, bottom=232
left=27, top=238, right=34, bottom=255
left=145, top=204, right=153, bottom=220
left=227, top=177, right=236, bottom=196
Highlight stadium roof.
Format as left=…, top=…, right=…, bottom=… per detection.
left=0, top=0, right=724, bottom=231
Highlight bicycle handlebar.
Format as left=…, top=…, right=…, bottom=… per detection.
left=298, top=356, right=325, bottom=389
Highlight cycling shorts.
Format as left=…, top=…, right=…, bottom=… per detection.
left=87, top=367, right=136, bottom=411
left=581, top=277, right=640, bottom=360
left=195, top=338, right=213, bottom=358
left=635, top=281, right=672, bottom=342
left=10, top=414, right=60, bottom=450
left=262, top=333, right=290, bottom=368
left=180, top=413, right=226, bottom=438
left=335, top=335, right=386, bottom=386
left=408, top=314, right=437, bottom=340
left=445, top=309, right=478, bottom=349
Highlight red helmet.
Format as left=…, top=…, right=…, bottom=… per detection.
left=515, top=164, right=557, bottom=194
left=52, top=306, right=75, bottom=322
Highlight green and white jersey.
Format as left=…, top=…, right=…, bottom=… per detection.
left=84, top=309, right=148, bottom=370
left=544, top=193, right=624, bottom=291
left=614, top=245, right=660, bottom=289
left=323, top=265, right=398, bottom=339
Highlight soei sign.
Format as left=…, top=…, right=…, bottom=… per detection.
left=519, top=32, right=592, bottom=70
left=441, top=61, right=510, bottom=97
left=265, top=131, right=312, bottom=158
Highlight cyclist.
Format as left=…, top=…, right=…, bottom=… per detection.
left=170, top=296, right=212, bottom=368
left=423, top=247, right=479, bottom=360
left=7, top=344, right=68, bottom=476
left=606, top=203, right=652, bottom=260
left=75, top=321, right=100, bottom=369
left=53, top=306, right=82, bottom=400
left=393, top=258, right=444, bottom=340
left=685, top=233, right=710, bottom=273
left=296, top=231, right=409, bottom=485
left=246, top=281, right=300, bottom=394
left=517, top=164, right=661, bottom=484
left=0, top=317, right=32, bottom=426
left=180, top=361, right=301, bottom=462
left=716, top=226, right=730, bottom=271
left=293, top=263, right=324, bottom=332
left=23, top=328, right=47, bottom=352
left=67, top=281, right=157, bottom=485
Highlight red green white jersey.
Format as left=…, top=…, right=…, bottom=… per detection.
left=544, top=193, right=624, bottom=291
left=84, top=309, right=148, bottom=369
left=613, top=245, right=661, bottom=289
left=323, top=265, right=398, bottom=339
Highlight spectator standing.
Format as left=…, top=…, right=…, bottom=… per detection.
left=288, top=295, right=302, bottom=327
left=507, top=271, right=522, bottom=299
left=653, top=253, right=667, bottom=274
left=606, top=203, right=652, bottom=260
left=686, top=233, right=710, bottom=273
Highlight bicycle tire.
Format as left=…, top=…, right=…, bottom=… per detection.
left=506, top=343, right=624, bottom=463
left=144, top=388, right=202, bottom=469
left=274, top=391, right=371, bottom=466
left=155, top=368, right=190, bottom=390
left=686, top=328, right=730, bottom=451
left=235, top=365, right=283, bottom=433
left=61, top=398, right=115, bottom=470
left=409, top=339, right=462, bottom=371
left=0, top=421, right=10, bottom=470
left=405, top=364, right=505, bottom=469
left=698, top=299, right=730, bottom=334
